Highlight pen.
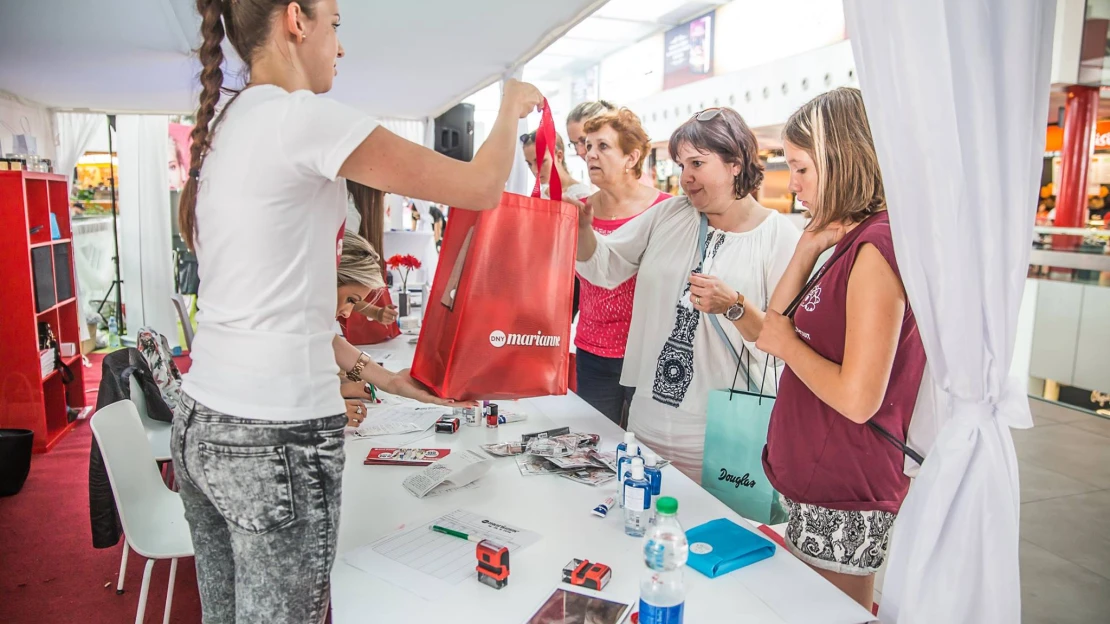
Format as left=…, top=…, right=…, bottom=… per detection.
left=430, top=525, right=482, bottom=542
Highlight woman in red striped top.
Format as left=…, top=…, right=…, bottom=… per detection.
left=575, top=109, right=670, bottom=426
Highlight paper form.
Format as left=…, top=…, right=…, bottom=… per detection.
left=353, top=405, right=446, bottom=438
left=343, top=509, right=541, bottom=600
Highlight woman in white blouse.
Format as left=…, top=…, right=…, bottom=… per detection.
left=575, top=108, right=800, bottom=482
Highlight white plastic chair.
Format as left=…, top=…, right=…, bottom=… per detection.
left=128, top=374, right=172, bottom=462
left=170, top=294, right=194, bottom=352
left=91, top=401, right=193, bottom=624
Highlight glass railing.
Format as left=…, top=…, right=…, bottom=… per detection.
left=1029, top=226, right=1110, bottom=286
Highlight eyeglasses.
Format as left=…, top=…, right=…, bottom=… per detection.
left=570, top=136, right=588, bottom=149
left=519, top=132, right=536, bottom=144
left=692, top=108, right=723, bottom=122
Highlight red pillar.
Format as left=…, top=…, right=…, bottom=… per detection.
left=1055, top=85, right=1099, bottom=249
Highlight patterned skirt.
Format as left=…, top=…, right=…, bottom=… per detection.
left=781, top=497, right=896, bottom=576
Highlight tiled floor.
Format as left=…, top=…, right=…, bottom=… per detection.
left=1019, top=398, right=1110, bottom=623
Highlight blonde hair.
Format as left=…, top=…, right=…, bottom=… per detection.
left=338, top=231, right=385, bottom=291
left=783, top=87, right=886, bottom=230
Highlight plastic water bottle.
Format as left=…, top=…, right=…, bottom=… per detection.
left=107, top=316, right=120, bottom=348
left=623, top=460, right=651, bottom=537
left=644, top=451, right=662, bottom=497
left=640, top=496, right=688, bottom=623
left=617, top=443, right=640, bottom=508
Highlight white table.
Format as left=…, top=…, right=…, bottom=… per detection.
left=331, top=338, right=875, bottom=624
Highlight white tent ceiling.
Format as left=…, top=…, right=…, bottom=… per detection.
left=0, top=0, right=611, bottom=118
left=524, top=0, right=728, bottom=83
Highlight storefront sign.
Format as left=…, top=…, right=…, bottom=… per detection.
left=1045, top=120, right=1110, bottom=152
left=663, top=12, right=714, bottom=90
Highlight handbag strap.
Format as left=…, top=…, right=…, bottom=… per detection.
left=530, top=98, right=562, bottom=202
left=782, top=213, right=922, bottom=465
left=698, top=214, right=779, bottom=397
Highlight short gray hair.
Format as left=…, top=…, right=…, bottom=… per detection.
left=567, top=100, right=617, bottom=124
left=338, top=231, right=385, bottom=291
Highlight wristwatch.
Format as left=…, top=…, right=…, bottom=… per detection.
left=723, top=292, right=745, bottom=321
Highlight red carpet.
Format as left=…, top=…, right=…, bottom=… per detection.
left=0, top=353, right=202, bottom=623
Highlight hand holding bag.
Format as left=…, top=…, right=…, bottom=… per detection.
left=411, top=99, right=577, bottom=400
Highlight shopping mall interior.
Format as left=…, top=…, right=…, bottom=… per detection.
left=1, top=0, right=1108, bottom=623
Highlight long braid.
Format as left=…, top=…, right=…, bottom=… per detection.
left=178, top=0, right=228, bottom=250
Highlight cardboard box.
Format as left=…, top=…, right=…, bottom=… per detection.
left=81, top=322, right=97, bottom=354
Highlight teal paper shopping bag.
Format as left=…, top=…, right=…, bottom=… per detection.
left=701, top=316, right=786, bottom=525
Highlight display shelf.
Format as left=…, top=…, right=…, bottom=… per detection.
left=0, top=170, right=86, bottom=453
left=30, top=239, right=71, bottom=249
left=35, top=297, right=77, bottom=317
left=41, top=421, right=79, bottom=452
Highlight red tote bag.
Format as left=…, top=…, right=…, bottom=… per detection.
left=412, top=101, right=577, bottom=401
left=341, top=289, right=401, bottom=345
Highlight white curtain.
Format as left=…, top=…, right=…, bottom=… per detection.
left=843, top=1, right=1056, bottom=622
left=53, top=113, right=103, bottom=190
left=116, top=115, right=180, bottom=350
left=422, top=116, right=435, bottom=150
left=502, top=69, right=532, bottom=195
left=54, top=112, right=105, bottom=341
left=379, top=118, right=426, bottom=146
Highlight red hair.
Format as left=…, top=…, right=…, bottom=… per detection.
left=583, top=108, right=651, bottom=178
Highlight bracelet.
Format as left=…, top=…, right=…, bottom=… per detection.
left=346, top=352, right=370, bottom=382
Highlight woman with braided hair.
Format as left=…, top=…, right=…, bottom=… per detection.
left=171, top=0, right=542, bottom=620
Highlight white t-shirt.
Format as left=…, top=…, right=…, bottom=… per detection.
left=576, top=197, right=800, bottom=481
left=182, top=85, right=379, bottom=421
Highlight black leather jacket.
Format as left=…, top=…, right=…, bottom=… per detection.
left=88, top=349, right=174, bottom=549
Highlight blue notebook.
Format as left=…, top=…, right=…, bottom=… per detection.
left=685, top=518, right=776, bottom=578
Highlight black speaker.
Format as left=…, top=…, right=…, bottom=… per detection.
left=434, top=103, right=475, bottom=162
left=53, top=243, right=73, bottom=302
left=31, top=246, right=55, bottom=312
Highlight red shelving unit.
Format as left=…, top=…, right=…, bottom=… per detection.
left=0, top=171, right=87, bottom=452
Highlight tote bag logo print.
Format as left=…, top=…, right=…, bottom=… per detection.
left=489, top=330, right=562, bottom=348
left=718, top=468, right=758, bottom=489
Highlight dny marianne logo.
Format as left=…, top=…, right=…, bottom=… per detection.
left=489, top=330, right=561, bottom=349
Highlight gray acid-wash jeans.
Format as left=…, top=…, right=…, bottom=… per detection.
left=172, top=392, right=347, bottom=623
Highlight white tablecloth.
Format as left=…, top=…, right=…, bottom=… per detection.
left=331, top=337, right=875, bottom=623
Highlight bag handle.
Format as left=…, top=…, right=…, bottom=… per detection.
left=530, top=98, right=562, bottom=202
left=782, top=213, right=923, bottom=465
left=696, top=214, right=780, bottom=401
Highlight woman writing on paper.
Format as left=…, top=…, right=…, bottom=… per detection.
left=574, top=108, right=798, bottom=481
left=172, top=0, right=542, bottom=620
left=333, top=230, right=387, bottom=426
left=756, top=88, right=926, bottom=609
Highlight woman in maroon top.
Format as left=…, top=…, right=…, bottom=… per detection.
left=755, top=88, right=926, bottom=609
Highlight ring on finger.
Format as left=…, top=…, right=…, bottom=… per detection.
left=695, top=295, right=701, bottom=306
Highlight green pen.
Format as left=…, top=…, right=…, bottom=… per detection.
left=430, top=525, right=482, bottom=542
